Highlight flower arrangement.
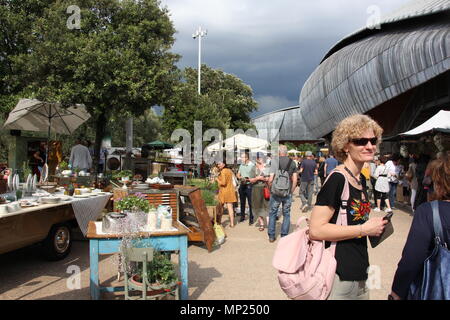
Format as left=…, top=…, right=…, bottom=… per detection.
left=116, top=193, right=150, bottom=213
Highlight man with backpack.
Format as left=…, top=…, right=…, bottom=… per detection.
left=267, top=145, right=298, bottom=243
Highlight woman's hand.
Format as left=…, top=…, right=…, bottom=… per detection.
left=362, top=217, right=388, bottom=237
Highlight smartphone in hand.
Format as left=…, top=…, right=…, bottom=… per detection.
left=370, top=212, right=394, bottom=248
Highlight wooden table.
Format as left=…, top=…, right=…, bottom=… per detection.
left=86, top=220, right=190, bottom=300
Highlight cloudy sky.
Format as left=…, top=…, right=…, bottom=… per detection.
left=159, top=0, right=411, bottom=118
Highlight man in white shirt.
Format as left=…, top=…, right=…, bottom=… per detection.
left=69, top=138, right=93, bottom=171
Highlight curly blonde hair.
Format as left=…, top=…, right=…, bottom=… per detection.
left=331, top=114, right=383, bottom=162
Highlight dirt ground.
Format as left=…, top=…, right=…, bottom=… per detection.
left=0, top=193, right=413, bottom=300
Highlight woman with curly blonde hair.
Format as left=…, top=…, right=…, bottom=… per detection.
left=309, top=114, right=388, bottom=300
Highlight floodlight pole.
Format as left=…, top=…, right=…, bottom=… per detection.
left=193, top=26, right=207, bottom=95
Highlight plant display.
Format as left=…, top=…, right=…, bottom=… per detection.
left=188, top=178, right=218, bottom=191
left=58, top=160, right=69, bottom=170
left=116, top=193, right=149, bottom=213
left=202, top=189, right=218, bottom=207
left=22, top=161, right=32, bottom=179
left=135, top=251, right=179, bottom=287
left=112, top=170, right=133, bottom=180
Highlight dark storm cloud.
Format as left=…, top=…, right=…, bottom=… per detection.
left=161, top=0, right=411, bottom=117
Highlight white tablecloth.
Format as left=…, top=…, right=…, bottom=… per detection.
left=71, top=194, right=112, bottom=236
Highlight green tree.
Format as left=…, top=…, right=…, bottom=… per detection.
left=9, top=0, right=180, bottom=170
left=0, top=0, right=52, bottom=161
left=110, top=108, right=162, bottom=147
left=162, top=65, right=258, bottom=138
left=297, top=143, right=317, bottom=153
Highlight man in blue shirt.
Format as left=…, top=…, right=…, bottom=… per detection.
left=324, top=154, right=339, bottom=177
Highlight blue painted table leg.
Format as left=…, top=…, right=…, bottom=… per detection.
left=90, top=239, right=100, bottom=300
left=179, top=235, right=188, bottom=300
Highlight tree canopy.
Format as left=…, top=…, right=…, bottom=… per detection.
left=2, top=0, right=180, bottom=167
left=162, top=64, right=258, bottom=138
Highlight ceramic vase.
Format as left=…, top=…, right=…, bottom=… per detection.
left=147, top=209, right=158, bottom=229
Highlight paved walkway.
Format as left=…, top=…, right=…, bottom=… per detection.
left=0, top=194, right=413, bottom=300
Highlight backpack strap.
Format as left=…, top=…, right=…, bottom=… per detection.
left=431, top=201, right=446, bottom=248
left=323, top=169, right=349, bottom=256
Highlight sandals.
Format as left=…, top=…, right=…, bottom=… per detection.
left=259, top=226, right=264, bottom=231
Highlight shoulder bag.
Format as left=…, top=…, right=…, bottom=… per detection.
left=407, top=201, right=450, bottom=300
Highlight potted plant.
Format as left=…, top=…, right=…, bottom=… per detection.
left=115, top=193, right=150, bottom=213
left=202, top=189, right=219, bottom=218
left=112, top=170, right=133, bottom=182
left=130, top=251, right=180, bottom=296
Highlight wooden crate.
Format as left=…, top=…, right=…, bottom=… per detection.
left=143, top=191, right=179, bottom=222
left=113, top=188, right=179, bottom=222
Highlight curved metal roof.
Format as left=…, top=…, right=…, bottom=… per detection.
left=298, top=18, right=450, bottom=138
left=322, top=0, right=450, bottom=62
left=253, top=0, right=450, bottom=141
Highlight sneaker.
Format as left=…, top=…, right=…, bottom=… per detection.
left=373, top=208, right=381, bottom=212
left=301, top=204, right=308, bottom=211
left=385, top=208, right=393, bottom=213
left=269, top=238, right=276, bottom=243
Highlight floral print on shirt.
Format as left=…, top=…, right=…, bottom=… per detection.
left=349, top=199, right=371, bottom=222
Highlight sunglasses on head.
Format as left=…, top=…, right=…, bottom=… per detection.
left=350, top=137, right=378, bottom=146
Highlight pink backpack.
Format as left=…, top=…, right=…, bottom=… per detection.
left=272, top=170, right=349, bottom=300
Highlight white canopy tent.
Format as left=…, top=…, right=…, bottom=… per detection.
left=288, top=149, right=300, bottom=154
left=206, top=133, right=269, bottom=152
left=400, top=110, right=450, bottom=136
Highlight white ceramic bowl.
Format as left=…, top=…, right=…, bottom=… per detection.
left=7, top=202, right=21, bottom=212
left=0, top=204, right=9, bottom=214
left=41, top=197, right=61, bottom=204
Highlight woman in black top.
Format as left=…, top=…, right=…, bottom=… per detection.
left=390, top=154, right=450, bottom=300
left=309, top=114, right=387, bottom=300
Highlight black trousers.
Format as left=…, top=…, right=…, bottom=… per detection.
left=238, top=184, right=253, bottom=221
left=370, top=177, right=378, bottom=204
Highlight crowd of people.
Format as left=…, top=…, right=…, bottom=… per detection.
left=211, top=113, right=449, bottom=300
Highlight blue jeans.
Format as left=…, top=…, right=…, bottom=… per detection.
left=389, top=182, right=398, bottom=207
left=239, top=184, right=253, bottom=220
left=268, top=193, right=292, bottom=239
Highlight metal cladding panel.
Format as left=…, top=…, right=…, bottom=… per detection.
left=252, top=106, right=316, bottom=142
left=298, top=21, right=450, bottom=138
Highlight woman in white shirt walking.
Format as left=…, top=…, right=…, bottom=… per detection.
left=373, top=156, right=392, bottom=213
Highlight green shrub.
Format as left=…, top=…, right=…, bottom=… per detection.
left=201, top=189, right=218, bottom=206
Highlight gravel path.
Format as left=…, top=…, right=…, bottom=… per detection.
left=0, top=194, right=413, bottom=300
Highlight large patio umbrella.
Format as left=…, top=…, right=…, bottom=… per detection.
left=3, top=98, right=90, bottom=135
left=3, top=98, right=91, bottom=167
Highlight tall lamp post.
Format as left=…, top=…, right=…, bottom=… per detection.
left=192, top=26, right=207, bottom=95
